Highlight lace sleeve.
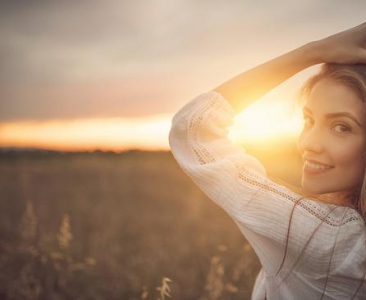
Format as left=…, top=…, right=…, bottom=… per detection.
left=169, top=91, right=362, bottom=274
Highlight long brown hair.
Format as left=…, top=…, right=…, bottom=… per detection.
left=300, top=63, right=366, bottom=220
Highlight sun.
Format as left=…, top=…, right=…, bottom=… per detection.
left=228, top=98, right=303, bottom=144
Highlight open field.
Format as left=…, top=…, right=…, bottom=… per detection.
left=0, top=146, right=301, bottom=299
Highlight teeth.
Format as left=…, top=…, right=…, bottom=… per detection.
left=305, top=161, right=332, bottom=170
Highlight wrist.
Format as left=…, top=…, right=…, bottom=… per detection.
left=298, top=41, right=325, bottom=67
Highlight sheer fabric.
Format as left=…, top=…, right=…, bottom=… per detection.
left=169, top=91, right=366, bottom=300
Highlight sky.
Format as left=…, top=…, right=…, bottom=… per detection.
left=0, top=0, right=366, bottom=151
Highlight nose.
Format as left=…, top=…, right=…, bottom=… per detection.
left=298, top=126, right=324, bottom=154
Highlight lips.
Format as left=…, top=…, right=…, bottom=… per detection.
left=304, top=160, right=333, bottom=170
left=303, top=158, right=334, bottom=174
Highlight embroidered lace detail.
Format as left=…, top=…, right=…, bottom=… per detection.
left=188, top=96, right=218, bottom=165
left=236, top=165, right=360, bottom=227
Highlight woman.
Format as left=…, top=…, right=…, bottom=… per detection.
left=169, top=23, right=366, bottom=299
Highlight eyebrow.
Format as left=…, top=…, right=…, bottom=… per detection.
left=303, top=107, right=362, bottom=127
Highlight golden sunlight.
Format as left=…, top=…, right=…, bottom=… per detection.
left=229, top=98, right=303, bottom=144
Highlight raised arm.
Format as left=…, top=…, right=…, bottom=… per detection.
left=215, top=22, right=366, bottom=112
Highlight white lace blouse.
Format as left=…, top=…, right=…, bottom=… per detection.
left=169, top=91, right=366, bottom=300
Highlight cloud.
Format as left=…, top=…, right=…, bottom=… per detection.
left=1, top=0, right=366, bottom=121
left=0, top=0, right=316, bottom=83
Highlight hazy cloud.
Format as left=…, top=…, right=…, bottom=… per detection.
left=0, top=0, right=365, bottom=120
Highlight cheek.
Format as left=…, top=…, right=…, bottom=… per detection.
left=337, top=143, right=365, bottom=175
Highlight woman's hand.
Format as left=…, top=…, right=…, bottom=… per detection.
left=316, top=22, right=366, bottom=64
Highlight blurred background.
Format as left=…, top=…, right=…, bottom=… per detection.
left=0, top=1, right=365, bottom=299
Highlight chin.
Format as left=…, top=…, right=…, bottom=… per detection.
left=301, top=180, right=326, bottom=196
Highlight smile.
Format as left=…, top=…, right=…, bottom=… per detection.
left=303, top=159, right=334, bottom=175
left=304, top=160, right=333, bottom=170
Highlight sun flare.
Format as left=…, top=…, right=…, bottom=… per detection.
left=229, top=99, right=303, bottom=144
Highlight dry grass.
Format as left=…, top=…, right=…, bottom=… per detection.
left=0, top=147, right=301, bottom=299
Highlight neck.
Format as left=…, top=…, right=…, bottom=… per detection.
left=317, top=191, right=354, bottom=207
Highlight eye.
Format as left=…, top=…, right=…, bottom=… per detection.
left=333, top=123, right=351, bottom=133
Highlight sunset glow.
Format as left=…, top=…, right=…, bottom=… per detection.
left=0, top=116, right=172, bottom=151
left=1, top=2, right=364, bottom=152
left=0, top=99, right=303, bottom=151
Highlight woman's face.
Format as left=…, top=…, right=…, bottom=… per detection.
left=298, top=78, right=366, bottom=200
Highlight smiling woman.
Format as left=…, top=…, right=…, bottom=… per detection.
left=170, top=22, right=366, bottom=299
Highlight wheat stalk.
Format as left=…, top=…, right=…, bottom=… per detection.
left=156, top=277, right=172, bottom=300
left=57, top=214, right=73, bottom=250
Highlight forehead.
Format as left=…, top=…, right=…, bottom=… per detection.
left=306, top=78, right=365, bottom=119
